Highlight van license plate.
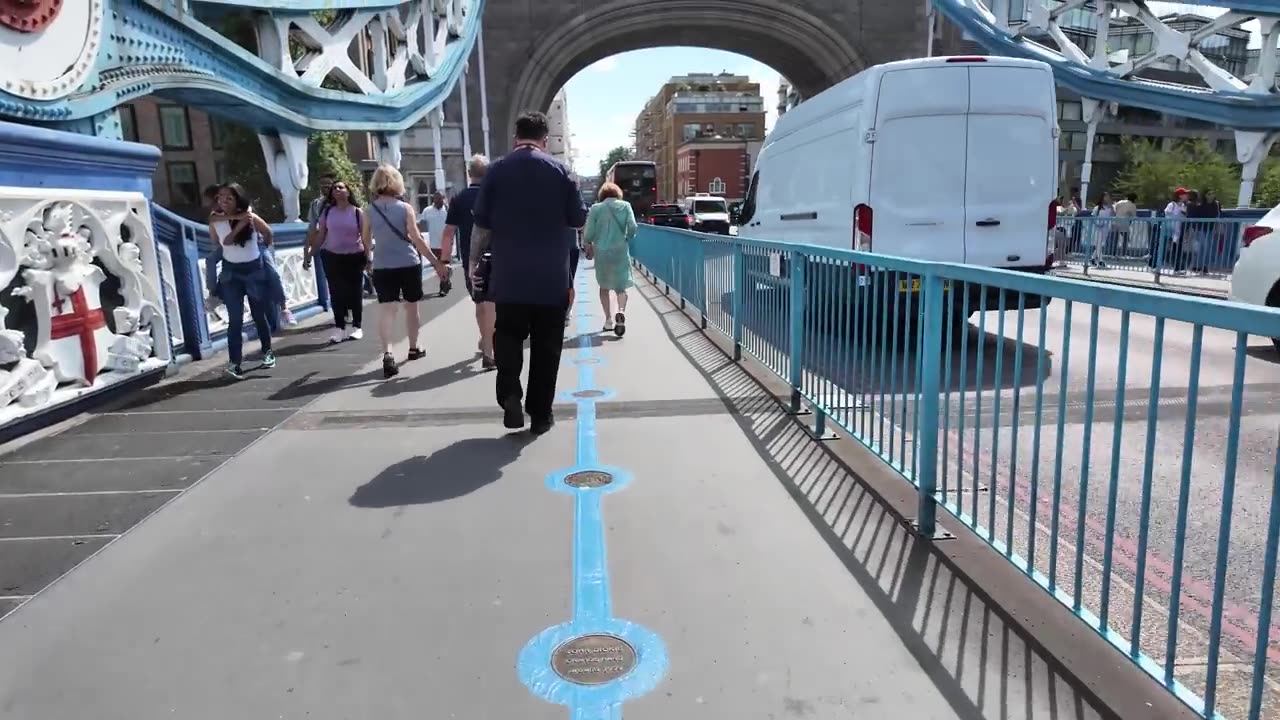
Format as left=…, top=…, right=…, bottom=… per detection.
left=898, top=279, right=950, bottom=293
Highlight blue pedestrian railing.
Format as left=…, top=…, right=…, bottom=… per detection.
left=632, top=225, right=1280, bottom=720
left=1052, top=215, right=1253, bottom=284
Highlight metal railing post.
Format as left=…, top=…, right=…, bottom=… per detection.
left=914, top=272, right=947, bottom=539
left=699, top=239, right=708, bottom=329
left=732, top=243, right=745, bottom=361
left=788, top=251, right=806, bottom=413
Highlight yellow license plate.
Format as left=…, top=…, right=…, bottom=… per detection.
left=897, top=279, right=949, bottom=293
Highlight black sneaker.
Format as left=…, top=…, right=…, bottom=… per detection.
left=224, top=363, right=244, bottom=380
left=261, top=351, right=277, bottom=369
left=481, top=355, right=496, bottom=371
left=502, top=396, right=525, bottom=430
left=406, top=347, right=426, bottom=361
left=382, top=353, right=399, bottom=379
left=530, top=416, right=555, bottom=436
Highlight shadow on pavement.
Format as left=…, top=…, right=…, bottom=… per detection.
left=639, top=281, right=1124, bottom=720
left=370, top=356, right=484, bottom=397
left=349, top=435, right=532, bottom=508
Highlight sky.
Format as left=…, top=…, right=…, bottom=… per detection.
left=562, top=48, right=780, bottom=177
left=559, top=3, right=1251, bottom=177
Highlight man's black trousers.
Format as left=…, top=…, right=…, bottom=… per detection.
left=494, top=302, right=567, bottom=420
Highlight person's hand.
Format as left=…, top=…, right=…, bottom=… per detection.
left=302, top=255, right=312, bottom=271
left=434, top=261, right=448, bottom=279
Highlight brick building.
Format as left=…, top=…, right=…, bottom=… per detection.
left=675, top=138, right=762, bottom=203
left=633, top=73, right=766, bottom=202
left=119, top=98, right=228, bottom=220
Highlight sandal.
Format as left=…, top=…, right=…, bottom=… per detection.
left=614, top=312, right=626, bottom=337
left=406, top=347, right=426, bottom=361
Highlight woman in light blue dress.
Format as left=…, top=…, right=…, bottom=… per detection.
left=583, top=182, right=637, bottom=337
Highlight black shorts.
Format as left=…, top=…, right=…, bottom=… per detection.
left=372, top=265, right=424, bottom=304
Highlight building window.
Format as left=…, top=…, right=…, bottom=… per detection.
left=1059, top=131, right=1089, bottom=152
left=708, top=177, right=726, bottom=194
left=1058, top=101, right=1083, bottom=122
left=119, top=105, right=138, bottom=143
left=159, top=106, right=192, bottom=149
left=215, top=159, right=228, bottom=183
left=735, top=123, right=755, bottom=138
left=683, top=123, right=700, bottom=141
left=210, top=118, right=229, bottom=150
left=166, top=161, right=199, bottom=206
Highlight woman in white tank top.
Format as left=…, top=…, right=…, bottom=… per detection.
left=210, top=184, right=277, bottom=379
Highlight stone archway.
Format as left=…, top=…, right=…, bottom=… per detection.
left=477, top=0, right=927, bottom=157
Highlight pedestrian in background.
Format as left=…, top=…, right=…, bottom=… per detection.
left=583, top=181, right=637, bottom=336
left=470, top=111, right=588, bottom=435
left=303, top=180, right=369, bottom=344
left=442, top=154, right=495, bottom=368
left=366, top=165, right=448, bottom=378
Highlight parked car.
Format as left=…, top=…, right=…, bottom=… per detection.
left=647, top=203, right=693, bottom=230
left=1228, top=204, right=1280, bottom=349
left=683, top=193, right=733, bottom=235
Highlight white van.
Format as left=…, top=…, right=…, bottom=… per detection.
left=738, top=55, right=1058, bottom=315
left=682, top=193, right=732, bottom=235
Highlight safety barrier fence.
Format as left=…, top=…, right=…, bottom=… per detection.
left=151, top=204, right=330, bottom=359
left=1053, top=215, right=1254, bottom=285
left=632, top=224, right=1280, bottom=720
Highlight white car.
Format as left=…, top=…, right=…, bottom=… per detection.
left=1228, top=204, right=1280, bottom=348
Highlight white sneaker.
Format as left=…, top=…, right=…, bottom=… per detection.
left=329, top=329, right=345, bottom=344
left=347, top=328, right=364, bottom=341
left=283, top=309, right=298, bottom=326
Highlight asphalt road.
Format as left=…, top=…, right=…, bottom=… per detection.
left=684, top=246, right=1280, bottom=716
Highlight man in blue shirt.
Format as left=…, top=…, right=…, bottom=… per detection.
left=443, top=154, right=492, bottom=368
left=471, top=111, right=588, bottom=435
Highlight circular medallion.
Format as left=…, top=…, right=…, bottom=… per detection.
left=564, top=470, right=613, bottom=489
left=550, top=634, right=636, bottom=685
left=572, top=390, right=605, bottom=399
left=0, top=0, right=102, bottom=100
left=0, top=0, right=61, bottom=33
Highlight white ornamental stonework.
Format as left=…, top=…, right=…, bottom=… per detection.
left=0, top=188, right=171, bottom=430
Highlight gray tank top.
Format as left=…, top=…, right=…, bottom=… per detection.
left=368, top=197, right=420, bottom=270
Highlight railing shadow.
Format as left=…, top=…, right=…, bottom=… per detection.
left=709, top=287, right=1053, bottom=394
left=640, top=283, right=1118, bottom=720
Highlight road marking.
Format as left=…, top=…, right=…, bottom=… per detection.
left=0, top=534, right=121, bottom=542
left=517, top=271, right=668, bottom=717
left=0, top=490, right=184, bottom=499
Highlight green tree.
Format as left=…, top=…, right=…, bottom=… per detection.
left=1113, top=137, right=1239, bottom=207
left=1254, top=156, right=1280, bottom=209
left=598, top=146, right=633, bottom=180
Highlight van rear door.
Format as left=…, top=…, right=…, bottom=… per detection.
left=963, top=63, right=1056, bottom=269
left=868, top=66, right=969, bottom=264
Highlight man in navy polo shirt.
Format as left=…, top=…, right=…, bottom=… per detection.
left=471, top=111, right=588, bottom=435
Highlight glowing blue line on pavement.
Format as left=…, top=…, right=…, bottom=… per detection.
left=517, top=269, right=668, bottom=718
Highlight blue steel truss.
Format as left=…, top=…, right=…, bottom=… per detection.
left=0, top=0, right=485, bottom=137
left=934, top=0, right=1280, bottom=130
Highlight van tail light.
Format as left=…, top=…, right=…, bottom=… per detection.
left=1244, top=225, right=1272, bottom=247
left=1047, top=198, right=1058, bottom=230
left=853, top=203, right=873, bottom=274
left=647, top=217, right=654, bottom=224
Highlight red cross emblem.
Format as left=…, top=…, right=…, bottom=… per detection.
left=49, top=288, right=108, bottom=384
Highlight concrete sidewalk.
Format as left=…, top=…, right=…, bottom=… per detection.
left=0, top=266, right=1125, bottom=718
left=1052, top=266, right=1230, bottom=298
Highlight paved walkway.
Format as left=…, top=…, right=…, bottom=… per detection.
left=0, top=265, right=1137, bottom=718
left=1053, top=265, right=1230, bottom=298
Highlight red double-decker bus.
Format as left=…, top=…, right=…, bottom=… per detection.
left=605, top=160, right=658, bottom=218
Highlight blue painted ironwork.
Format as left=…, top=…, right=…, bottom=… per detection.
left=0, top=0, right=484, bottom=136
left=933, top=0, right=1280, bottom=129
left=1054, top=215, right=1251, bottom=284
left=632, top=224, right=1280, bottom=720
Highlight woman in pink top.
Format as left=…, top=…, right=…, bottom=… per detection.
left=304, top=181, right=372, bottom=343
